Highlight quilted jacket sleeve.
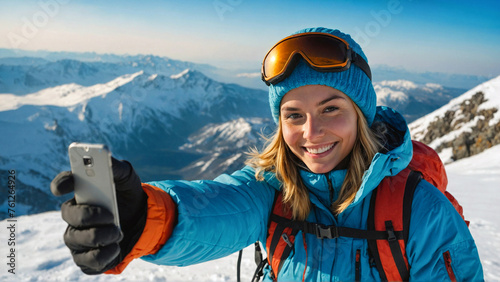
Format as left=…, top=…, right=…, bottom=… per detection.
left=407, top=179, right=484, bottom=281
left=140, top=166, right=276, bottom=266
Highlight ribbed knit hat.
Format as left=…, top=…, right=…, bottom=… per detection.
left=267, top=27, right=377, bottom=126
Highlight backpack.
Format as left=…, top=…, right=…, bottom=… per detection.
left=238, top=140, right=467, bottom=282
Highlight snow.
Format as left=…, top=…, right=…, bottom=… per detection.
left=446, top=144, right=500, bottom=281
left=409, top=75, right=500, bottom=141
left=223, top=153, right=243, bottom=166
left=375, top=85, right=408, bottom=106
left=0, top=211, right=256, bottom=281
left=437, top=147, right=453, bottom=164
left=377, top=79, right=418, bottom=90
left=200, top=152, right=219, bottom=173
left=0, top=71, right=143, bottom=112
left=424, top=83, right=443, bottom=90
left=170, top=69, right=190, bottom=79
left=1, top=145, right=499, bottom=281
left=236, top=72, right=260, bottom=78
left=373, top=80, right=412, bottom=106
left=427, top=116, right=478, bottom=151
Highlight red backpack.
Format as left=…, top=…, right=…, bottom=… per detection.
left=243, top=141, right=467, bottom=282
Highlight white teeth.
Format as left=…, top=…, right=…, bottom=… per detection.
left=306, top=144, right=334, bottom=154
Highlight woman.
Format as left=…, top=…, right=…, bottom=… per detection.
left=51, top=27, right=483, bottom=281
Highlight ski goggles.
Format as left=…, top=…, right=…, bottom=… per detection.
left=261, top=32, right=372, bottom=85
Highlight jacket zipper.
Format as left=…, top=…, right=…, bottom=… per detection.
left=325, top=174, right=334, bottom=204
left=325, top=174, right=340, bottom=221
left=443, top=251, right=457, bottom=282
left=355, top=249, right=361, bottom=282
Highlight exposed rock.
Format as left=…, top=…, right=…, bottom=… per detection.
left=419, top=91, right=500, bottom=161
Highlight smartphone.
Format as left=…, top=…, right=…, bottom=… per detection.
left=68, top=143, right=120, bottom=228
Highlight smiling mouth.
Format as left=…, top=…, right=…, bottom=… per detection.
left=304, top=143, right=337, bottom=154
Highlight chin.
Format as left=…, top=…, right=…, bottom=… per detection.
left=307, top=164, right=337, bottom=174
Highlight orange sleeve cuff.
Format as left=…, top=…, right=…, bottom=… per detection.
left=105, top=183, right=177, bottom=274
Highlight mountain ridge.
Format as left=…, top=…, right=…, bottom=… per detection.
left=1, top=53, right=498, bottom=220
left=409, top=75, right=500, bottom=163
left=0, top=66, right=270, bottom=218
left=0, top=48, right=493, bottom=90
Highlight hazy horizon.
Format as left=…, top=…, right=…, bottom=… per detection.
left=1, top=0, right=499, bottom=77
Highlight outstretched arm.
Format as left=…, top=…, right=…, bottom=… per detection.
left=140, top=166, right=276, bottom=267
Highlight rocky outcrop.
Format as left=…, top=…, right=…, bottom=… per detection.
left=418, top=91, right=500, bottom=162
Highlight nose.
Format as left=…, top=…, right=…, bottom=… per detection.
left=303, top=116, right=323, bottom=140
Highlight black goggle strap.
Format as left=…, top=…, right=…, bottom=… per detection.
left=351, top=51, right=372, bottom=81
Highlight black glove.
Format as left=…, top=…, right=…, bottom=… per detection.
left=51, top=158, right=148, bottom=274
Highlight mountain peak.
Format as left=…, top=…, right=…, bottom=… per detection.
left=378, top=79, right=418, bottom=90
left=170, top=69, right=191, bottom=79
left=0, top=71, right=143, bottom=111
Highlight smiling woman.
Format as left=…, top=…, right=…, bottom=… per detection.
left=274, top=85, right=385, bottom=218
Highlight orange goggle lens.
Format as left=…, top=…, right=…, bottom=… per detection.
left=262, top=32, right=371, bottom=85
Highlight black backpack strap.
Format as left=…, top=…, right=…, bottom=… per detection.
left=403, top=171, right=421, bottom=244
left=368, top=170, right=422, bottom=281
left=263, top=190, right=301, bottom=280
left=385, top=220, right=410, bottom=280
left=367, top=187, right=388, bottom=280
left=271, top=213, right=404, bottom=241
left=251, top=242, right=268, bottom=282
left=261, top=170, right=420, bottom=281
left=246, top=190, right=280, bottom=282
left=267, top=214, right=299, bottom=273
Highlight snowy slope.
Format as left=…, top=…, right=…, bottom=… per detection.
left=446, top=145, right=500, bottom=281
left=1, top=144, right=498, bottom=281
left=177, top=117, right=275, bottom=180
left=409, top=75, right=500, bottom=163
left=0, top=71, right=143, bottom=111
left=410, top=75, right=500, bottom=139
left=0, top=55, right=215, bottom=95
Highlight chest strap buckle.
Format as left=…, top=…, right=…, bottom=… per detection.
left=315, top=224, right=338, bottom=239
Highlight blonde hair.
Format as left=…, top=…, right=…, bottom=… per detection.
left=246, top=102, right=383, bottom=220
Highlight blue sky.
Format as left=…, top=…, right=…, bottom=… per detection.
left=1, top=0, right=499, bottom=76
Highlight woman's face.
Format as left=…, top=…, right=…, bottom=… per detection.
left=280, top=85, right=358, bottom=174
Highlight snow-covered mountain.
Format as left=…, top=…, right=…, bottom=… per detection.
left=0, top=54, right=216, bottom=95
left=1, top=48, right=493, bottom=91
left=374, top=80, right=464, bottom=122
left=409, top=75, right=500, bottom=164
left=2, top=144, right=499, bottom=281
left=0, top=66, right=270, bottom=218
left=0, top=51, right=496, bottom=220
left=177, top=117, right=275, bottom=180
left=371, top=64, right=493, bottom=89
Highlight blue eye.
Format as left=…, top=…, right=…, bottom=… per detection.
left=324, top=106, right=338, bottom=113
left=286, top=113, right=302, bottom=120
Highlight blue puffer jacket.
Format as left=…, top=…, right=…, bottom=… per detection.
left=142, top=107, right=484, bottom=281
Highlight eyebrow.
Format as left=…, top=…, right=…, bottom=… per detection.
left=281, top=94, right=346, bottom=112
left=318, top=95, right=345, bottom=106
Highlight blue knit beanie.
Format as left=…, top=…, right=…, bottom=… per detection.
left=268, top=27, right=377, bottom=126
